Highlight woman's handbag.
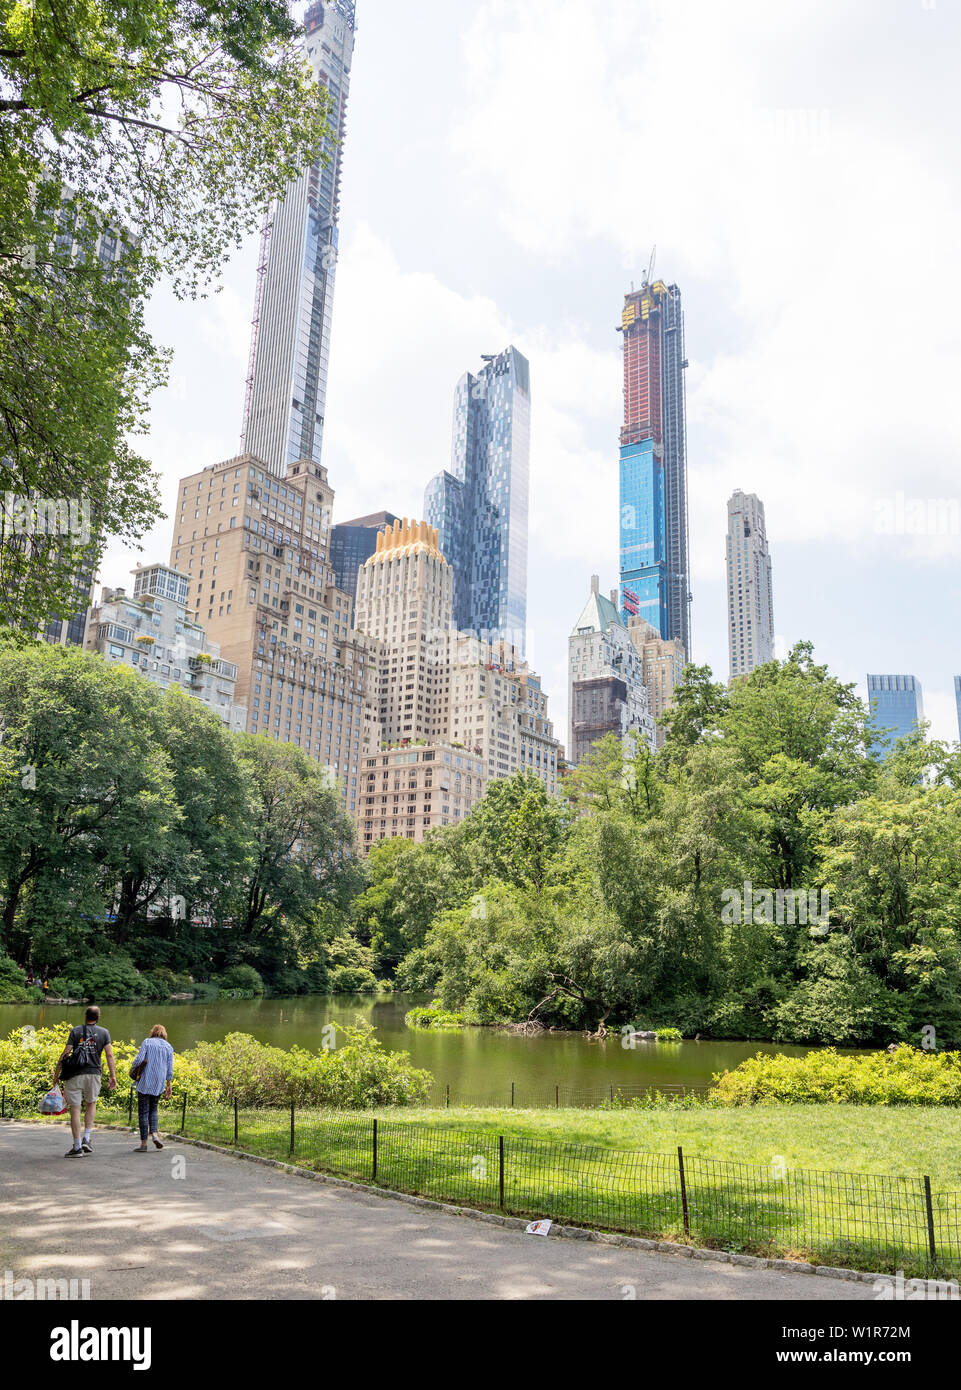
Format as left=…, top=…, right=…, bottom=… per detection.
left=129, top=1055, right=147, bottom=1083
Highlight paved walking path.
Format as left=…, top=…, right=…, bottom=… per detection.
left=0, top=1121, right=876, bottom=1301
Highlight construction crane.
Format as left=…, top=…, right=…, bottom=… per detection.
left=644, top=243, right=656, bottom=287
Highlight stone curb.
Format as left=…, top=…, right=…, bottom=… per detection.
left=83, top=1120, right=894, bottom=1290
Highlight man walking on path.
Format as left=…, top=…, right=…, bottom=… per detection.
left=52, top=1005, right=117, bottom=1156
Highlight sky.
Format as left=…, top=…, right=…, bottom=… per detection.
left=103, top=0, right=961, bottom=746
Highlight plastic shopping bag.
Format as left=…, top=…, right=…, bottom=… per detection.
left=39, top=1086, right=68, bottom=1116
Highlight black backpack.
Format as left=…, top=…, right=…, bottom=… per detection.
left=61, top=1025, right=98, bottom=1081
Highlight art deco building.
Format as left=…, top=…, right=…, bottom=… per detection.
left=447, top=634, right=560, bottom=794
left=354, top=518, right=484, bottom=845
left=353, top=519, right=561, bottom=849
left=726, top=489, right=775, bottom=679
left=626, top=614, right=686, bottom=748
left=168, top=452, right=377, bottom=816
left=568, top=576, right=656, bottom=765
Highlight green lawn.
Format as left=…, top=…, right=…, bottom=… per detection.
left=357, top=1105, right=961, bottom=1186
left=157, top=1101, right=961, bottom=1280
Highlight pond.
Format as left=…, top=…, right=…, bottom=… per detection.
left=3, top=993, right=818, bottom=1103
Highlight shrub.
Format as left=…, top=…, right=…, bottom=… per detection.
left=0, top=955, right=42, bottom=1003
left=182, top=1024, right=432, bottom=1108
left=328, top=965, right=380, bottom=994
left=711, top=1045, right=961, bottom=1106
left=655, top=1027, right=683, bottom=1042
left=49, top=952, right=154, bottom=1002
left=217, top=965, right=264, bottom=995
left=405, top=1003, right=468, bottom=1030
left=0, top=1024, right=220, bottom=1112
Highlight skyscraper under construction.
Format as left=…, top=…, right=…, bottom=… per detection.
left=241, top=1, right=356, bottom=476
left=617, top=276, right=691, bottom=659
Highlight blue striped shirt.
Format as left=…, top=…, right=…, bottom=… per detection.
left=132, top=1037, right=174, bottom=1095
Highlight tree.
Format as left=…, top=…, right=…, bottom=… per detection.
left=230, top=735, right=359, bottom=955
left=0, top=0, right=331, bottom=627
left=110, top=685, right=251, bottom=939
left=0, top=640, right=176, bottom=965
left=464, top=771, right=568, bottom=890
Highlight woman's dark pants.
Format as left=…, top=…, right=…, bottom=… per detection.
left=138, top=1091, right=161, bottom=1142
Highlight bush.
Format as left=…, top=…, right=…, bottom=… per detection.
left=0, top=1024, right=219, bottom=1112
left=328, top=965, right=380, bottom=994
left=49, top=952, right=155, bottom=1002
left=405, top=1003, right=468, bottom=1030
left=712, top=1045, right=961, bottom=1106
left=0, top=955, right=42, bottom=1003
left=655, top=1027, right=683, bottom=1042
left=183, top=1024, right=432, bottom=1108
left=216, top=965, right=264, bottom=995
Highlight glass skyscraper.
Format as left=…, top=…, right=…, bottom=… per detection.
left=616, top=279, right=691, bottom=658
left=424, top=346, right=530, bottom=652
left=241, top=1, right=356, bottom=475
left=955, top=675, right=960, bottom=743
left=867, top=673, right=924, bottom=751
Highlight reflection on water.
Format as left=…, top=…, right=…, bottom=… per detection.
left=3, top=993, right=817, bottom=1099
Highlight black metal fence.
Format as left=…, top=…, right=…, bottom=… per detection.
left=3, top=1085, right=958, bottom=1279
left=153, top=1098, right=959, bottom=1279
left=426, top=1080, right=711, bottom=1108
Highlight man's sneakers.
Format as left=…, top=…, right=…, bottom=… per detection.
left=64, top=1144, right=85, bottom=1157
left=81, top=1139, right=93, bottom=1154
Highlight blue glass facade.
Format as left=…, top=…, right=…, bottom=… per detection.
left=867, top=673, right=924, bottom=751
left=425, top=346, right=530, bottom=652
left=618, top=439, right=667, bottom=635
left=955, top=675, right=961, bottom=742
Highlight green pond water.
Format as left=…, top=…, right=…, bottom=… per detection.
left=3, top=994, right=816, bottom=1104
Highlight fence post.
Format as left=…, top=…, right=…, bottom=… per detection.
left=610, top=1085, right=614, bottom=1103
left=510, top=1082, right=514, bottom=1108
left=289, top=1100, right=295, bottom=1154
left=445, top=1083, right=450, bottom=1109
left=127, top=1086, right=133, bottom=1126
left=372, top=1117, right=378, bottom=1180
left=180, top=1092, right=187, bottom=1135
left=677, top=1146, right=690, bottom=1237
left=233, top=1096, right=238, bottom=1145
left=923, top=1176, right=937, bottom=1269
left=555, top=1083, right=559, bottom=1109
left=498, top=1135, right=505, bottom=1209
left=1, top=1085, right=5, bottom=1118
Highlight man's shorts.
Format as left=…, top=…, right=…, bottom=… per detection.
left=63, top=1073, right=102, bottom=1107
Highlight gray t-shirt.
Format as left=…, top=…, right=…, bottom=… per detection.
left=65, top=1024, right=111, bottom=1075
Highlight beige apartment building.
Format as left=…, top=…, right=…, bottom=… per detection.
left=168, top=452, right=378, bottom=817
left=626, top=614, right=686, bottom=747
left=353, top=518, right=562, bottom=849
left=354, top=518, right=484, bottom=846
left=448, top=634, right=560, bottom=795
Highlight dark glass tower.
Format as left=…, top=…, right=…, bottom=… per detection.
left=425, top=346, right=530, bottom=652
left=617, top=278, right=691, bottom=659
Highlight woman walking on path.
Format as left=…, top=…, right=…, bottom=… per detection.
left=130, top=1024, right=174, bottom=1153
